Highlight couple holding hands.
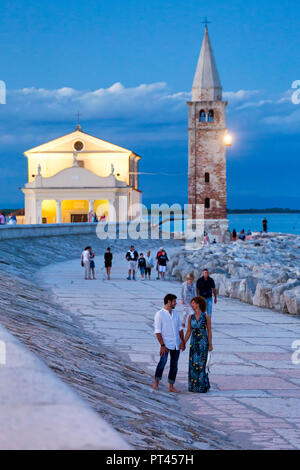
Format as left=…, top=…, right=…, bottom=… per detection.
left=152, top=293, right=212, bottom=393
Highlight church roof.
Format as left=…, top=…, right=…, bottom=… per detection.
left=192, top=27, right=222, bottom=101
left=24, top=128, right=140, bottom=158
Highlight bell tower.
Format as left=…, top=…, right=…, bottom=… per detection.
left=187, top=26, right=229, bottom=237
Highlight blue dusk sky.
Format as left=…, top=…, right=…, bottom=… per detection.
left=0, top=0, right=299, bottom=209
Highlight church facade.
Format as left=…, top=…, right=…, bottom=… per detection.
left=187, top=26, right=229, bottom=238
left=21, top=126, right=142, bottom=224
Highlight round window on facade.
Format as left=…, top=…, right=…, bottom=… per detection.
left=73, top=140, right=84, bottom=151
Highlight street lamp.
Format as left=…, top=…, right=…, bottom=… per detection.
left=224, top=132, right=233, bottom=146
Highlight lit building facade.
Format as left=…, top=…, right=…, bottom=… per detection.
left=21, top=126, right=142, bottom=224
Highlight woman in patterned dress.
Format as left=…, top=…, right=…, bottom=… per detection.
left=184, top=296, right=213, bottom=393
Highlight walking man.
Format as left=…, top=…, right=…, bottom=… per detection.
left=196, top=269, right=217, bottom=318
left=152, top=294, right=185, bottom=393
left=125, top=245, right=139, bottom=280
left=157, top=249, right=169, bottom=280
left=81, top=246, right=91, bottom=280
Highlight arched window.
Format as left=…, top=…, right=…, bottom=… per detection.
left=199, top=110, right=206, bottom=122
left=205, top=197, right=210, bottom=209
left=205, top=172, right=210, bottom=183
left=208, top=110, right=214, bottom=122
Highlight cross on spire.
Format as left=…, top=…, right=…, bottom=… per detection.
left=201, top=16, right=211, bottom=30
left=75, top=111, right=82, bottom=131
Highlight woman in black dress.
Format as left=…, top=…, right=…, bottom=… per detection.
left=104, top=247, right=113, bottom=280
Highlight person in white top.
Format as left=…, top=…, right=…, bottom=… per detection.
left=152, top=294, right=185, bottom=392
left=81, top=246, right=91, bottom=280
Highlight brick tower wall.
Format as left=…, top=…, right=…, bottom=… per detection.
left=187, top=100, right=227, bottom=220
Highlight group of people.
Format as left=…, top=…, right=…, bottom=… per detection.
left=231, top=228, right=253, bottom=242
left=88, top=212, right=106, bottom=223
left=125, top=245, right=169, bottom=281
left=152, top=268, right=216, bottom=394
left=81, top=246, right=113, bottom=280
left=231, top=218, right=268, bottom=241
left=0, top=212, right=17, bottom=225
left=80, top=242, right=216, bottom=393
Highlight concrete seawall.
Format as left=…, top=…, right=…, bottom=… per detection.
left=0, top=223, right=98, bottom=240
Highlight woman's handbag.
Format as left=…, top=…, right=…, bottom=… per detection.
left=206, top=352, right=212, bottom=373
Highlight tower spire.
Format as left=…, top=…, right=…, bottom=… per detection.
left=192, top=26, right=222, bottom=101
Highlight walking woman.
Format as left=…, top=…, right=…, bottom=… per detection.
left=184, top=296, right=212, bottom=393
left=104, top=247, right=113, bottom=280
left=89, top=247, right=96, bottom=280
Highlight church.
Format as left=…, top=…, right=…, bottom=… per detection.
left=21, top=126, right=142, bottom=224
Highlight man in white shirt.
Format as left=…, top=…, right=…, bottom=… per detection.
left=152, top=294, right=185, bottom=392
left=81, top=246, right=91, bottom=280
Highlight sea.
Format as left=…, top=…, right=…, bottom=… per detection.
left=145, top=213, right=300, bottom=235
left=227, top=213, right=300, bottom=235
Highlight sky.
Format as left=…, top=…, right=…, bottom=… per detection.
left=0, top=0, right=299, bottom=209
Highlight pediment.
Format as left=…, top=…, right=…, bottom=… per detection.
left=24, top=129, right=133, bottom=156
left=25, top=166, right=128, bottom=189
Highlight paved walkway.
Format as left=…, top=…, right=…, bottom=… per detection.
left=40, top=252, right=300, bottom=450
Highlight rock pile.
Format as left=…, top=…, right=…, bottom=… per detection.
left=169, top=233, right=300, bottom=315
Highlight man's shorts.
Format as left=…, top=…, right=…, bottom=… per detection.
left=158, top=265, right=166, bottom=273
left=129, top=260, right=137, bottom=271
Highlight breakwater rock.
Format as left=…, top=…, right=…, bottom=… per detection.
left=169, top=233, right=300, bottom=315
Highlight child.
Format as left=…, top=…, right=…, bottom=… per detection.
left=138, top=253, right=146, bottom=280
left=181, top=273, right=197, bottom=327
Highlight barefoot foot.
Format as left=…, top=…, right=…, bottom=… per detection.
left=152, top=381, right=159, bottom=391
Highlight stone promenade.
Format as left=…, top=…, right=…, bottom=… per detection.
left=40, top=252, right=300, bottom=450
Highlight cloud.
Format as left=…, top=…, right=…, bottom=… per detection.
left=0, top=81, right=299, bottom=207
left=0, top=82, right=299, bottom=150
left=223, top=89, right=260, bottom=102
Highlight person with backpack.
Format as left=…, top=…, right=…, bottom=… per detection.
left=125, top=245, right=139, bottom=280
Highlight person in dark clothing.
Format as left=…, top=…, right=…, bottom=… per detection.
left=262, top=217, right=268, bottom=232
left=239, top=229, right=246, bottom=241
left=232, top=228, right=237, bottom=242
left=104, top=247, right=113, bottom=280
left=196, top=269, right=217, bottom=318
left=126, top=245, right=139, bottom=280
left=157, top=250, right=169, bottom=280
left=138, top=253, right=146, bottom=280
